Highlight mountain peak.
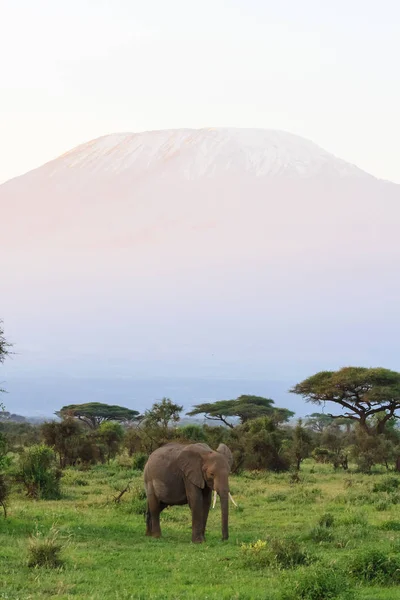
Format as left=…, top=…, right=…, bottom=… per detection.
left=33, top=127, right=369, bottom=182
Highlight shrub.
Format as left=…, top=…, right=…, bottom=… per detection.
left=132, top=452, right=148, bottom=471
left=282, top=565, right=354, bottom=600
left=18, top=445, right=61, bottom=499
left=28, top=526, right=64, bottom=568
left=319, top=513, right=335, bottom=528
left=379, top=520, right=400, bottom=531
left=241, top=538, right=311, bottom=570
left=373, top=476, right=400, bottom=493
left=240, top=539, right=269, bottom=569
left=268, top=538, right=311, bottom=569
left=176, top=424, right=207, bottom=442
left=347, top=548, right=400, bottom=584
left=307, top=526, right=334, bottom=543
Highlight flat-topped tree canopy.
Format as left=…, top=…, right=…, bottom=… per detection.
left=187, top=395, right=294, bottom=428
left=57, top=402, right=141, bottom=428
left=291, top=367, right=400, bottom=435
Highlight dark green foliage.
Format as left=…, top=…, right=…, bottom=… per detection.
left=291, top=366, right=400, bottom=435
left=0, top=420, right=40, bottom=450
left=372, top=475, right=400, bottom=493
left=347, top=548, right=400, bottom=584
left=282, top=566, right=355, bottom=600
left=0, top=473, right=8, bottom=517
left=41, top=418, right=83, bottom=467
left=132, top=452, right=148, bottom=471
left=176, top=424, right=207, bottom=442
left=97, top=421, right=124, bottom=462
left=231, top=416, right=291, bottom=472
left=57, top=402, right=141, bottom=428
left=144, top=398, right=183, bottom=430
left=290, top=419, right=313, bottom=470
left=28, top=527, right=64, bottom=568
left=124, top=426, right=142, bottom=456
left=241, top=537, right=311, bottom=570
left=307, top=525, right=334, bottom=543
left=267, top=537, right=312, bottom=569
left=379, top=520, right=400, bottom=531
left=18, top=445, right=61, bottom=499
left=188, top=395, right=293, bottom=428
left=351, top=429, right=397, bottom=472
left=318, top=513, right=335, bottom=528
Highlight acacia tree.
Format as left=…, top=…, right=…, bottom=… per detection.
left=0, top=320, right=11, bottom=402
left=187, top=395, right=293, bottom=428
left=144, top=398, right=183, bottom=430
left=57, top=403, right=141, bottom=428
left=291, top=367, right=400, bottom=436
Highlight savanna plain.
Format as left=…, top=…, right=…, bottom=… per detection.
left=2, top=462, right=400, bottom=600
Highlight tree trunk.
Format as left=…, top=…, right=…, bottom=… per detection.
left=395, top=456, right=400, bottom=472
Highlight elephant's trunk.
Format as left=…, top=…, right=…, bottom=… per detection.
left=220, top=493, right=229, bottom=541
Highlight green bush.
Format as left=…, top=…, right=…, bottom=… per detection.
left=282, top=566, right=355, bottom=600
left=319, top=513, right=335, bottom=528
left=18, top=445, right=61, bottom=499
left=347, top=548, right=400, bottom=584
left=132, top=452, right=148, bottom=471
left=241, top=538, right=311, bottom=570
left=308, top=526, right=334, bottom=543
left=379, top=520, right=400, bottom=531
left=28, top=526, right=64, bottom=568
left=373, top=476, right=400, bottom=493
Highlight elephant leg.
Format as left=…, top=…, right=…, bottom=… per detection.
left=188, top=488, right=205, bottom=543
left=201, top=487, right=212, bottom=539
left=146, top=494, right=162, bottom=538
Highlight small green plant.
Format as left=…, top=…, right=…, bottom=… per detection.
left=347, top=548, right=400, bottom=584
left=266, top=492, right=288, bottom=503
left=132, top=452, right=148, bottom=471
left=240, top=539, right=269, bottom=569
left=28, top=526, right=65, bottom=568
left=319, top=513, right=335, bottom=528
left=18, top=445, right=61, bottom=499
left=282, top=565, right=355, bottom=600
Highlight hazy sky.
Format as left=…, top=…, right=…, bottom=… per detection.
left=1, top=0, right=399, bottom=184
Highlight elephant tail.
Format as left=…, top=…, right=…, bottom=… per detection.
left=145, top=502, right=151, bottom=527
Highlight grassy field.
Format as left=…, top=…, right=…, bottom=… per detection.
left=1, top=461, right=400, bottom=599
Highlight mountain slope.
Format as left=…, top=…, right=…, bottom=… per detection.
left=1, top=128, right=400, bottom=412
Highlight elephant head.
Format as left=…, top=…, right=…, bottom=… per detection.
left=177, top=442, right=233, bottom=540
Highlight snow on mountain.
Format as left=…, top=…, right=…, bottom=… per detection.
left=12, top=127, right=369, bottom=181
left=1, top=128, right=400, bottom=413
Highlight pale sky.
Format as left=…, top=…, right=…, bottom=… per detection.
left=1, top=0, right=399, bottom=184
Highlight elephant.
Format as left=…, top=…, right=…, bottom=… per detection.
left=144, top=442, right=235, bottom=543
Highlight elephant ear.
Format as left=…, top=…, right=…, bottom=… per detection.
left=178, top=445, right=211, bottom=488
left=217, top=443, right=233, bottom=470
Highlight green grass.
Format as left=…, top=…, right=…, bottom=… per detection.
left=1, top=462, right=400, bottom=599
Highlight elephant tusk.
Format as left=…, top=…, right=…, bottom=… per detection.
left=229, top=492, right=238, bottom=508
left=212, top=490, right=217, bottom=508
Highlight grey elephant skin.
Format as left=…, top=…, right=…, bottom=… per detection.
left=144, top=442, right=233, bottom=543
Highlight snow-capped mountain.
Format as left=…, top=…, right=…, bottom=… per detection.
left=21, top=127, right=368, bottom=180
left=1, top=128, right=400, bottom=413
